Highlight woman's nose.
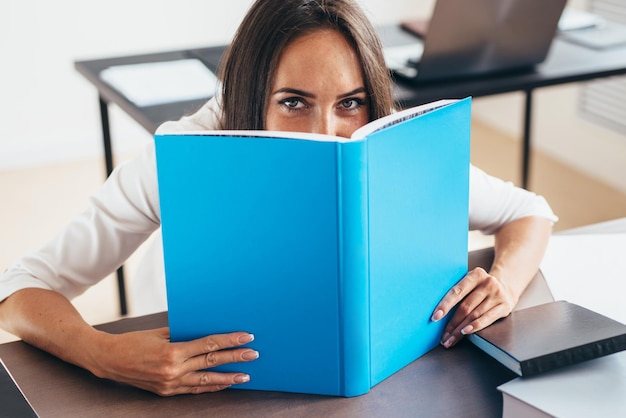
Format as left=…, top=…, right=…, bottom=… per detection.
left=314, top=112, right=349, bottom=138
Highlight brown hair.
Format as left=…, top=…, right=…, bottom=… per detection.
left=218, top=0, right=395, bottom=130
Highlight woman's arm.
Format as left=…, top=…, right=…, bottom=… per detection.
left=432, top=215, right=552, bottom=348
left=0, top=99, right=248, bottom=395
left=0, top=288, right=258, bottom=396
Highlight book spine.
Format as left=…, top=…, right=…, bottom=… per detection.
left=521, top=334, right=626, bottom=376
left=336, top=140, right=371, bottom=397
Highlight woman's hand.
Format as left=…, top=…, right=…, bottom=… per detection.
left=90, top=328, right=259, bottom=396
left=431, top=216, right=553, bottom=348
left=0, top=289, right=259, bottom=397
left=431, top=267, right=516, bottom=348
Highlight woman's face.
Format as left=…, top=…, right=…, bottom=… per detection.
left=265, top=29, right=369, bottom=138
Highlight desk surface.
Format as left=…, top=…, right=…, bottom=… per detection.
left=3, top=228, right=621, bottom=418
left=75, top=25, right=626, bottom=134
left=0, top=315, right=514, bottom=418
left=0, top=247, right=553, bottom=418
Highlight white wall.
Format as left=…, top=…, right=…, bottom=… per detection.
left=0, top=0, right=432, bottom=170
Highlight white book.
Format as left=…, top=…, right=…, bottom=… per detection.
left=539, top=232, right=626, bottom=324
left=499, top=350, right=626, bottom=417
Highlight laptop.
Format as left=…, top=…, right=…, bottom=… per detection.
left=382, top=0, right=567, bottom=83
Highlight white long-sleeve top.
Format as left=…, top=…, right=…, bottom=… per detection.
left=0, top=98, right=557, bottom=314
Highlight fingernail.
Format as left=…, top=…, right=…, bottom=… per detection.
left=242, top=350, right=259, bottom=360
left=431, top=309, right=444, bottom=322
left=238, top=333, right=255, bottom=344
left=234, top=374, right=250, bottom=383
left=441, top=335, right=456, bottom=348
left=461, top=325, right=473, bottom=335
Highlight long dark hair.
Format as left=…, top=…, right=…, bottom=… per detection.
left=218, top=0, right=394, bottom=130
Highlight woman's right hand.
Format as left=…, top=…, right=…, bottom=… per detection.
left=90, top=327, right=259, bottom=396
left=0, top=289, right=258, bottom=397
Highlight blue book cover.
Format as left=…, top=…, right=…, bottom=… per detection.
left=154, top=97, right=471, bottom=396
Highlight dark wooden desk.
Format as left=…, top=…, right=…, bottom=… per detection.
left=0, top=248, right=553, bottom=418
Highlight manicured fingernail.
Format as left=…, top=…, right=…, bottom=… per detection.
left=238, top=333, right=254, bottom=344
left=235, top=374, right=250, bottom=383
left=461, top=325, right=474, bottom=335
left=431, top=309, right=444, bottom=322
left=242, top=350, right=259, bottom=360
left=442, top=335, right=456, bottom=348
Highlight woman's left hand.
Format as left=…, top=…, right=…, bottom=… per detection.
left=431, top=267, right=517, bottom=348
left=432, top=216, right=553, bottom=348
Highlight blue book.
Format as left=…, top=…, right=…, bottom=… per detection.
left=154, top=97, right=471, bottom=397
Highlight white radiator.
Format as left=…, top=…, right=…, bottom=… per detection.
left=580, top=0, right=626, bottom=135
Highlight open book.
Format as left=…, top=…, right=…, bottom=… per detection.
left=154, top=97, right=471, bottom=396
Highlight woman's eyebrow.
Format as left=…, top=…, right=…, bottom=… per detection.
left=272, top=87, right=367, bottom=99
left=272, top=87, right=315, bottom=98
left=337, top=87, right=367, bottom=99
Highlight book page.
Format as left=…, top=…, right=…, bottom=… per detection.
left=158, top=98, right=464, bottom=144
left=161, top=129, right=350, bottom=143
left=100, top=59, right=217, bottom=107
left=351, top=99, right=456, bottom=139
left=540, top=233, right=626, bottom=323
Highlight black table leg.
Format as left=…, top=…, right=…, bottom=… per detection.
left=98, top=96, right=128, bottom=316
left=522, top=89, right=533, bottom=190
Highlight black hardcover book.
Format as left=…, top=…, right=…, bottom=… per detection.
left=0, top=358, right=38, bottom=417
left=467, top=300, right=626, bottom=377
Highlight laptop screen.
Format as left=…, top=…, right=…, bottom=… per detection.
left=383, top=0, right=567, bottom=83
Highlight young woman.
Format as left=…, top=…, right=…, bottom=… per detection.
left=0, top=0, right=556, bottom=396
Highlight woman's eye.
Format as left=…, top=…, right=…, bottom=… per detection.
left=340, top=98, right=364, bottom=110
left=280, top=98, right=305, bottom=110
